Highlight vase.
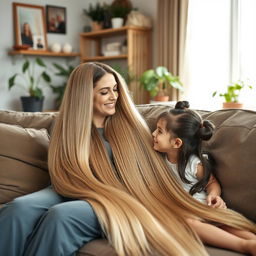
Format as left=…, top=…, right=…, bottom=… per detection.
left=153, top=95, right=170, bottom=102
left=62, top=43, right=72, bottom=53
left=51, top=43, right=61, bottom=53
left=111, top=18, right=124, bottom=28
left=222, top=102, right=243, bottom=109
left=91, top=21, right=102, bottom=31
left=21, top=96, right=44, bottom=112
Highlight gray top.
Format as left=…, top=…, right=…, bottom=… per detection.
left=97, top=128, right=122, bottom=181
left=97, top=128, right=113, bottom=161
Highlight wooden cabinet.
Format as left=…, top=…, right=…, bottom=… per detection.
left=80, top=26, right=151, bottom=104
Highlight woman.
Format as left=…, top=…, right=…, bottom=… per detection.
left=21, top=22, right=33, bottom=47
left=0, top=62, right=255, bottom=256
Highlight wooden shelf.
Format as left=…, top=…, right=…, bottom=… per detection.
left=80, top=26, right=151, bottom=38
left=8, top=50, right=80, bottom=57
left=81, top=54, right=127, bottom=62
left=80, top=26, right=152, bottom=104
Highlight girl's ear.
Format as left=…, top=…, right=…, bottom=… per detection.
left=173, top=138, right=183, bottom=149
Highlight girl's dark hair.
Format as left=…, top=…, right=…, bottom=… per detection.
left=157, top=101, right=215, bottom=195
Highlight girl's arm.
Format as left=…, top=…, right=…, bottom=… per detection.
left=196, top=164, right=226, bottom=209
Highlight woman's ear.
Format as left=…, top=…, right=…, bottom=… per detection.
left=173, top=138, right=183, bottom=149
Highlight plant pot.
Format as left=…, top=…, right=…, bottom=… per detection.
left=91, top=21, right=102, bottom=31
left=153, top=95, right=170, bottom=102
left=21, top=96, right=44, bottom=112
left=111, top=18, right=124, bottom=28
left=222, top=102, right=243, bottom=109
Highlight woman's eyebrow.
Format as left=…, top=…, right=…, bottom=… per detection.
left=98, top=87, right=109, bottom=91
left=98, top=84, right=118, bottom=91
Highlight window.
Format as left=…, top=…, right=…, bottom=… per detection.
left=183, top=0, right=256, bottom=110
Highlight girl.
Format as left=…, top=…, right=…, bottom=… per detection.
left=152, top=100, right=256, bottom=255
left=153, top=101, right=225, bottom=208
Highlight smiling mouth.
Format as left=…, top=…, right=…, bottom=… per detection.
left=104, top=102, right=116, bottom=108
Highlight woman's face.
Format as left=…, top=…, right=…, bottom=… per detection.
left=23, top=23, right=30, bottom=33
left=93, top=73, right=119, bottom=127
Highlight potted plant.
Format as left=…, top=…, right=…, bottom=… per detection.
left=84, top=3, right=105, bottom=31
left=110, top=0, right=133, bottom=28
left=139, top=66, right=183, bottom=102
left=48, top=63, right=75, bottom=110
left=212, top=80, right=252, bottom=109
left=8, top=58, right=51, bottom=112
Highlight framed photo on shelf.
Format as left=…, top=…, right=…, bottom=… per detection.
left=13, top=3, right=47, bottom=50
left=46, top=5, right=66, bottom=34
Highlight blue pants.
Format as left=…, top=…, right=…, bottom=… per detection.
left=0, top=187, right=102, bottom=256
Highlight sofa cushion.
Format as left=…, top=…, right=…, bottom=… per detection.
left=0, top=123, right=50, bottom=203
left=0, top=110, right=55, bottom=204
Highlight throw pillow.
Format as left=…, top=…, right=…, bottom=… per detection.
left=0, top=123, right=50, bottom=203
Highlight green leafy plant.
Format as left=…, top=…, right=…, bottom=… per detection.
left=8, top=58, right=51, bottom=99
left=48, top=63, right=75, bottom=109
left=110, top=5, right=132, bottom=18
left=84, top=3, right=105, bottom=22
left=110, top=0, right=133, bottom=18
left=139, top=66, right=183, bottom=97
left=212, top=80, right=252, bottom=102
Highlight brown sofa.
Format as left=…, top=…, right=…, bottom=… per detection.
left=1, top=103, right=255, bottom=256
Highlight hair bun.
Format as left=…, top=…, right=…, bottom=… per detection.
left=197, top=120, right=215, bottom=141
left=175, top=101, right=190, bottom=109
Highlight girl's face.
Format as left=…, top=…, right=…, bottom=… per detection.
left=93, top=73, right=119, bottom=127
left=152, top=118, right=173, bottom=152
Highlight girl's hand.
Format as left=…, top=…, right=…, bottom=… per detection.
left=206, top=195, right=227, bottom=209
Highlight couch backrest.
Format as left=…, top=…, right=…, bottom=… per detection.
left=137, top=104, right=256, bottom=222
left=202, top=109, right=256, bottom=222
left=0, top=110, right=57, bottom=132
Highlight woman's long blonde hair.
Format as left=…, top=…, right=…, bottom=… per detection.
left=48, top=62, right=255, bottom=256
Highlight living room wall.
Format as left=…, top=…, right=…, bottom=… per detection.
left=0, top=0, right=157, bottom=111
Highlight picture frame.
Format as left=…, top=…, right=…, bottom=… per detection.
left=13, top=3, right=47, bottom=50
left=46, top=5, right=66, bottom=34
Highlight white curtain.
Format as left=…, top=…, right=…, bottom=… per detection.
left=181, top=0, right=231, bottom=110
